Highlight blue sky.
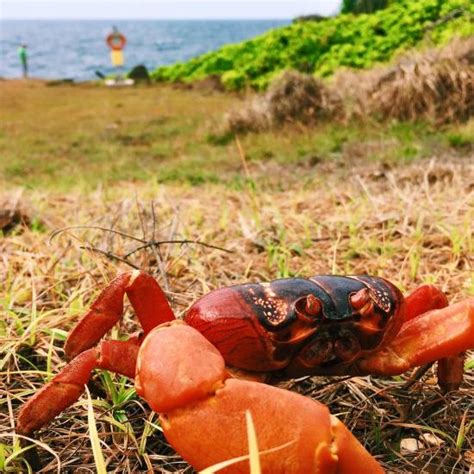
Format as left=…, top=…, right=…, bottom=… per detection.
left=1, top=1, right=342, bottom=19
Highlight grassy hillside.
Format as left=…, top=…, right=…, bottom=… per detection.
left=152, top=0, right=473, bottom=89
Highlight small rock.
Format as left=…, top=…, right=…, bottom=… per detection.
left=0, top=209, right=30, bottom=234
left=420, top=432, right=444, bottom=447
left=400, top=438, right=423, bottom=454
left=128, top=64, right=150, bottom=83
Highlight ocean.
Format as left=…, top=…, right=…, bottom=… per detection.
left=0, top=19, right=289, bottom=80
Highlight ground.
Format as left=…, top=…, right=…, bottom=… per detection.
left=0, top=80, right=473, bottom=473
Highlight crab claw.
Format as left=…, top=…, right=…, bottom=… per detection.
left=136, top=322, right=383, bottom=473
left=161, top=379, right=383, bottom=473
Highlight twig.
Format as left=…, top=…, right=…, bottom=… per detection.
left=135, top=191, right=147, bottom=241
left=425, top=8, right=466, bottom=31
left=124, top=240, right=234, bottom=258
left=310, top=236, right=332, bottom=243
left=402, top=363, right=433, bottom=391
left=302, top=375, right=354, bottom=395
left=80, top=246, right=140, bottom=269
left=235, top=136, right=250, bottom=179
left=49, top=226, right=148, bottom=245
left=150, top=201, right=170, bottom=293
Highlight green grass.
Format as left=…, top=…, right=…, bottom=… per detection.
left=1, top=81, right=471, bottom=192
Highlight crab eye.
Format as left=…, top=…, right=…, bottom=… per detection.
left=350, top=288, right=370, bottom=310
left=295, top=294, right=321, bottom=322
left=305, top=294, right=321, bottom=316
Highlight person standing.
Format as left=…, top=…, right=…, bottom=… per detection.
left=18, top=44, right=28, bottom=79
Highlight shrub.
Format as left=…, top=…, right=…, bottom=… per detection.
left=225, top=71, right=344, bottom=132
left=359, top=37, right=474, bottom=123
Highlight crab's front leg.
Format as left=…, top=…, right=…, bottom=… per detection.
left=356, top=297, right=474, bottom=391
left=404, top=284, right=465, bottom=392
left=138, top=322, right=383, bottom=473
left=64, top=270, right=175, bottom=359
left=17, top=339, right=140, bottom=435
left=18, top=270, right=175, bottom=435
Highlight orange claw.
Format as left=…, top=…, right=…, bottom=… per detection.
left=357, top=298, right=474, bottom=377
left=404, top=284, right=449, bottom=321
left=138, top=323, right=383, bottom=473
left=161, top=379, right=383, bottom=473
left=18, top=321, right=383, bottom=473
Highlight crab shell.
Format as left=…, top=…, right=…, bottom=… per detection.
left=185, top=275, right=405, bottom=376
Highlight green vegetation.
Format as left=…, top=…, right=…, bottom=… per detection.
left=341, top=0, right=389, bottom=14
left=152, top=0, right=473, bottom=90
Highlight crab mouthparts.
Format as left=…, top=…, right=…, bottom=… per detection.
left=301, top=331, right=362, bottom=365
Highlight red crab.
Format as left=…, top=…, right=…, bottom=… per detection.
left=17, top=271, right=474, bottom=473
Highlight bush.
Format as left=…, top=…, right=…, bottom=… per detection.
left=225, top=71, right=344, bottom=132
left=359, top=37, right=474, bottom=123
left=341, top=0, right=388, bottom=14
left=225, top=37, right=473, bottom=132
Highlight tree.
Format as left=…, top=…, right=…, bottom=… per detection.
left=341, top=0, right=388, bottom=14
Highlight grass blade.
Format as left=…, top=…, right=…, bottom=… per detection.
left=455, top=410, right=473, bottom=451
left=245, top=410, right=261, bottom=474
left=199, top=439, right=296, bottom=474
left=85, top=385, right=107, bottom=474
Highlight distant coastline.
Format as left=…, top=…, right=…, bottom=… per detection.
left=0, top=19, right=289, bottom=80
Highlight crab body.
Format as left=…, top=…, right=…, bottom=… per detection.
left=185, top=275, right=405, bottom=375
left=17, top=270, right=474, bottom=473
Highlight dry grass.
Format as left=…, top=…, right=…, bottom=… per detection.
left=225, top=71, right=344, bottom=133
left=226, top=38, right=474, bottom=133
left=1, top=153, right=473, bottom=472
left=0, top=77, right=473, bottom=473
left=0, top=80, right=237, bottom=190
left=356, top=37, right=474, bottom=124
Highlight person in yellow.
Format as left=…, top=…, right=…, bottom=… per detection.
left=106, top=26, right=127, bottom=68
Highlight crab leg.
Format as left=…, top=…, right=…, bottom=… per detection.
left=138, top=322, right=383, bottom=473
left=404, top=285, right=465, bottom=391
left=357, top=298, right=474, bottom=390
left=404, top=284, right=448, bottom=321
left=65, top=271, right=174, bottom=359
left=17, top=339, right=140, bottom=436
